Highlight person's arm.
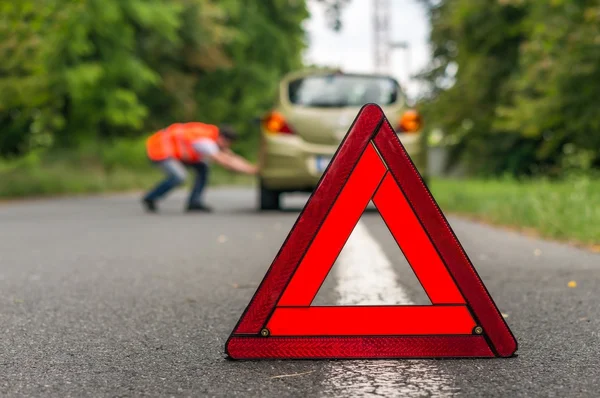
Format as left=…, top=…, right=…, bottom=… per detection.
left=210, top=151, right=258, bottom=175
left=192, top=139, right=258, bottom=175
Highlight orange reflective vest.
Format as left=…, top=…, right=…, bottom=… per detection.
left=146, top=122, right=220, bottom=163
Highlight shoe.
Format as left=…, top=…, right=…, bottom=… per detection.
left=142, top=198, right=157, bottom=213
left=186, top=203, right=213, bottom=213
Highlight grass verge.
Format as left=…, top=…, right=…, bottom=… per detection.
left=429, top=176, right=600, bottom=250
left=0, top=138, right=254, bottom=200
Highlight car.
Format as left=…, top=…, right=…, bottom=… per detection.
left=256, top=68, right=427, bottom=210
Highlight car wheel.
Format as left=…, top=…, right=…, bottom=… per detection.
left=259, top=180, right=281, bottom=211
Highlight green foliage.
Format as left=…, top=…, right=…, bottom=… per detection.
left=188, top=1, right=310, bottom=158
left=0, top=0, right=309, bottom=158
left=417, top=0, right=600, bottom=177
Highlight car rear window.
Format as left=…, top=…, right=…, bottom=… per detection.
left=287, top=74, right=401, bottom=107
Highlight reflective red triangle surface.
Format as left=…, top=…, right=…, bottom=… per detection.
left=225, top=104, right=518, bottom=360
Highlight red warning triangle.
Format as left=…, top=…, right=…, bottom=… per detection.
left=225, top=104, right=517, bottom=359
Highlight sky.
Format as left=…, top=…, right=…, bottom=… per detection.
left=302, top=0, right=431, bottom=100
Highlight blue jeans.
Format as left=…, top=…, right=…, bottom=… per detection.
left=143, top=158, right=209, bottom=206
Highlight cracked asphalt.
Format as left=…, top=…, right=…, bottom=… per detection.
left=1, top=187, right=599, bottom=397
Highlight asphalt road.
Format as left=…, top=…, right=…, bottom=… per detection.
left=1, top=187, right=599, bottom=397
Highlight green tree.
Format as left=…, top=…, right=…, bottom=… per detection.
left=416, top=0, right=527, bottom=175
left=0, top=0, right=310, bottom=158
left=187, top=0, right=310, bottom=157
left=0, top=0, right=62, bottom=155
left=495, top=1, right=600, bottom=174
left=417, top=0, right=600, bottom=176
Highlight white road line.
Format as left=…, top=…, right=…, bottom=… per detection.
left=320, top=221, right=459, bottom=397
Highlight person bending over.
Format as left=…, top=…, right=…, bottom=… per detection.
left=142, top=122, right=258, bottom=212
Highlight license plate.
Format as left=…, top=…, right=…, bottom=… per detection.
left=316, top=156, right=331, bottom=172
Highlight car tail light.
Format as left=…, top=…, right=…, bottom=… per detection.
left=397, top=109, right=422, bottom=133
left=262, top=111, right=294, bottom=135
